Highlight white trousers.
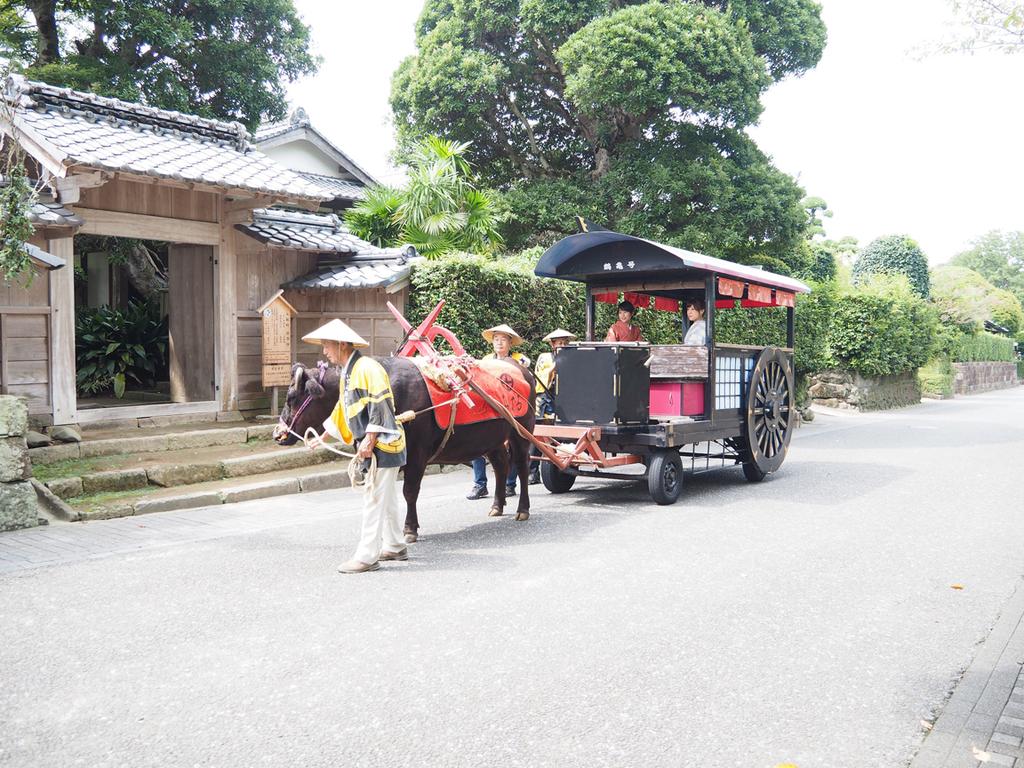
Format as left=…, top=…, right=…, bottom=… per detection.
left=353, top=465, right=405, bottom=564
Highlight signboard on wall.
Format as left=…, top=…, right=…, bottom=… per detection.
left=257, top=290, right=297, bottom=388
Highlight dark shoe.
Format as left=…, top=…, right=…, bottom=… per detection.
left=466, top=485, right=488, bottom=500
left=338, top=559, right=380, bottom=574
left=529, top=469, right=540, bottom=485
left=505, top=485, right=517, bottom=497
left=380, top=548, right=408, bottom=562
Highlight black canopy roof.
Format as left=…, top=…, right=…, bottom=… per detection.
left=535, top=231, right=811, bottom=294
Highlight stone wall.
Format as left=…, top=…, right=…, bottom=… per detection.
left=952, top=362, right=1019, bottom=395
left=0, top=396, right=38, bottom=531
left=808, top=369, right=922, bottom=411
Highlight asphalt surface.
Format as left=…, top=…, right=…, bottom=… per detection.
left=1, top=388, right=1023, bottom=768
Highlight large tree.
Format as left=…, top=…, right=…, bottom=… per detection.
left=943, top=1, right=1024, bottom=53
left=0, top=0, right=319, bottom=128
left=391, top=0, right=827, bottom=271
left=951, top=230, right=1024, bottom=308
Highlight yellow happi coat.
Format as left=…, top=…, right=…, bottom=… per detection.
left=323, top=351, right=406, bottom=468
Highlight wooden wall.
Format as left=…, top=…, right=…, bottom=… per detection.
left=233, top=241, right=408, bottom=413
left=79, top=179, right=218, bottom=222
left=168, top=245, right=215, bottom=402
left=0, top=246, right=53, bottom=414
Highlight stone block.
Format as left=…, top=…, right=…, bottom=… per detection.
left=298, top=469, right=351, bottom=493
left=134, top=492, right=223, bottom=515
left=147, top=463, right=224, bottom=488
left=0, top=396, right=28, bottom=438
left=79, top=435, right=168, bottom=458
left=49, top=426, right=82, bottom=443
left=28, top=443, right=81, bottom=464
left=220, top=478, right=300, bottom=504
left=0, top=481, right=38, bottom=531
left=46, top=476, right=84, bottom=500
left=0, top=436, right=31, bottom=482
left=78, top=504, right=135, bottom=521
left=79, top=418, right=140, bottom=434
left=246, top=424, right=277, bottom=441
left=147, top=413, right=218, bottom=428
left=165, top=427, right=248, bottom=451
left=221, top=447, right=332, bottom=478
left=216, top=411, right=244, bottom=422
left=31, top=479, right=79, bottom=522
left=26, top=430, right=52, bottom=448
left=81, top=468, right=149, bottom=494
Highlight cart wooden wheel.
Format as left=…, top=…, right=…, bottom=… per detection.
left=743, top=347, right=795, bottom=477
left=647, top=449, right=683, bottom=505
left=541, top=461, right=576, bottom=494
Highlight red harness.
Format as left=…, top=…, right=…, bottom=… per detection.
left=421, top=358, right=532, bottom=430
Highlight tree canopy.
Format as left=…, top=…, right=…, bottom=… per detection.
left=853, top=235, right=931, bottom=298
left=0, top=0, right=319, bottom=128
left=392, top=0, right=827, bottom=271
left=942, top=1, right=1024, bottom=53
left=951, top=230, right=1024, bottom=308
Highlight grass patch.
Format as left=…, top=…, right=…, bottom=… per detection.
left=32, top=454, right=129, bottom=483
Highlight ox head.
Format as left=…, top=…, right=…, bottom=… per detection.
left=272, top=362, right=333, bottom=446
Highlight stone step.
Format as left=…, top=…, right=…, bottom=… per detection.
left=63, top=462, right=462, bottom=521
left=30, top=423, right=278, bottom=465
left=46, top=445, right=340, bottom=500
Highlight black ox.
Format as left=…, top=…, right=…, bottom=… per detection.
left=272, top=357, right=536, bottom=542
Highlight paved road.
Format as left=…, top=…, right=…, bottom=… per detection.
left=2, top=388, right=1023, bottom=768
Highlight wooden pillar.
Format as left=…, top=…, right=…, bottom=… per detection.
left=215, top=202, right=238, bottom=412
left=47, top=237, right=76, bottom=425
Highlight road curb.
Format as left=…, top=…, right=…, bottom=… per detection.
left=911, top=576, right=1024, bottom=767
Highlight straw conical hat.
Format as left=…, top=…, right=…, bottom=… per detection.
left=542, top=328, right=577, bottom=342
left=301, top=319, right=369, bottom=348
left=482, top=324, right=523, bottom=346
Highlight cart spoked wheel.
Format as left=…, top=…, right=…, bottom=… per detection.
left=647, top=449, right=683, bottom=505
left=541, top=461, right=576, bottom=494
left=743, top=347, right=795, bottom=479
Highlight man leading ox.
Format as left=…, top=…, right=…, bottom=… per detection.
left=303, top=319, right=407, bottom=574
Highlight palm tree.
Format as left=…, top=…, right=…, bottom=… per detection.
left=345, top=136, right=504, bottom=258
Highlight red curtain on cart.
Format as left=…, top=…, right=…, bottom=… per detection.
left=653, top=296, right=679, bottom=312
left=718, top=277, right=744, bottom=298
left=775, top=290, right=795, bottom=307
left=594, top=292, right=618, bottom=304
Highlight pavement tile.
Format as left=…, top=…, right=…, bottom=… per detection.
left=983, top=752, right=1016, bottom=766
left=992, top=732, right=1024, bottom=749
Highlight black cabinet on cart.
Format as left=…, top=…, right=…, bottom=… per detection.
left=553, top=343, right=650, bottom=425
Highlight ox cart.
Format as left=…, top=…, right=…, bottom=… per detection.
left=529, top=230, right=811, bottom=505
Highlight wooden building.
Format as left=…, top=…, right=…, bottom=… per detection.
left=1, top=77, right=415, bottom=426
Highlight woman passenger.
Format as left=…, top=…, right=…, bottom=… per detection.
left=684, top=298, right=707, bottom=345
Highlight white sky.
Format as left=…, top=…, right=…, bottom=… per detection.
left=288, top=0, right=1024, bottom=264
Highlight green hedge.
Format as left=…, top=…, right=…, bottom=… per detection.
left=409, top=252, right=585, bottom=361
left=951, top=331, right=1016, bottom=362
left=827, top=277, right=936, bottom=376
left=410, top=254, right=936, bottom=381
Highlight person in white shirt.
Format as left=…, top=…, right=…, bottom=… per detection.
left=684, top=298, right=707, bottom=345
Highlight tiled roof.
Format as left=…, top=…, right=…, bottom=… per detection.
left=254, top=107, right=376, bottom=186
left=3, top=76, right=323, bottom=201
left=0, top=176, right=82, bottom=228
left=282, top=259, right=415, bottom=291
left=236, top=208, right=401, bottom=255
left=24, top=242, right=65, bottom=270
left=29, top=192, right=82, bottom=228
left=298, top=171, right=366, bottom=201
